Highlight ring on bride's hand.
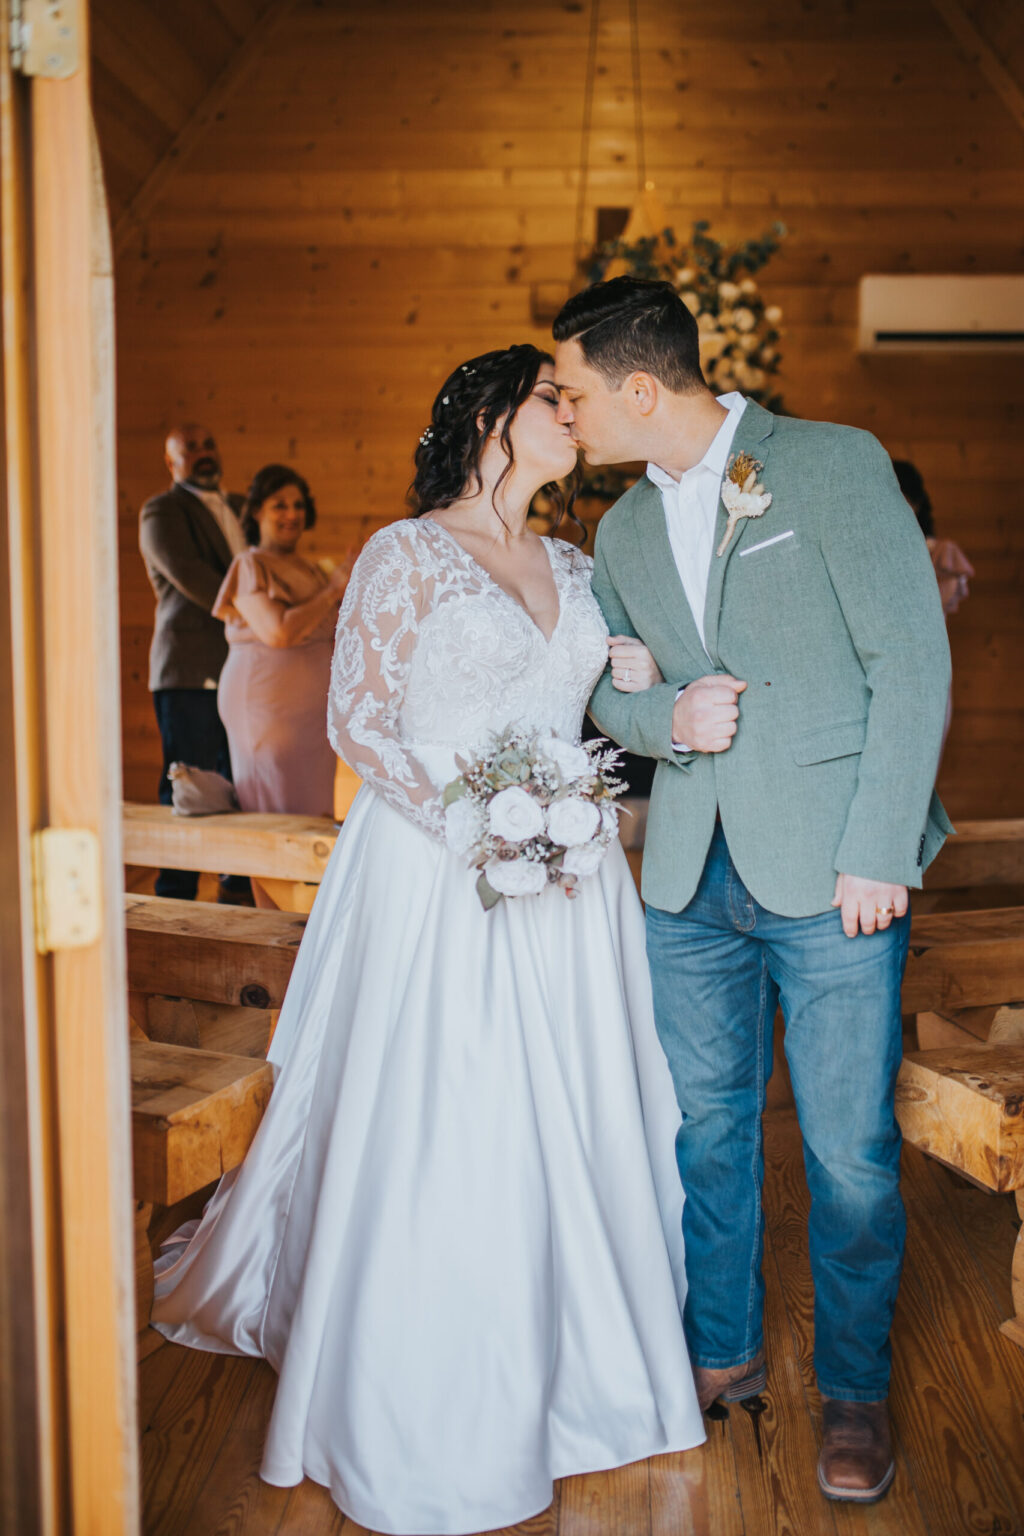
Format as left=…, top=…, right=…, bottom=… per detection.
left=624, top=668, right=632, bottom=683
left=875, top=905, right=895, bottom=918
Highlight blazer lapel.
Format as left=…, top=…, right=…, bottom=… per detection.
left=631, top=476, right=709, bottom=667
left=702, top=400, right=775, bottom=663
left=176, top=483, right=233, bottom=570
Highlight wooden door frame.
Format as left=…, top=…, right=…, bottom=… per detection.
left=0, top=1, right=140, bottom=1529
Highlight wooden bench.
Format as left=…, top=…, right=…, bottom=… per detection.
left=125, top=893, right=306, bottom=1009
left=923, top=819, right=1024, bottom=891
left=896, top=1042, right=1024, bottom=1349
left=124, top=802, right=338, bottom=881
left=131, top=1036, right=275, bottom=1357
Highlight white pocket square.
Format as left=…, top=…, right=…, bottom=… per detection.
left=740, top=530, right=795, bottom=557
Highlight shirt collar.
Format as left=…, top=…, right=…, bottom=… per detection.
left=646, top=392, right=748, bottom=490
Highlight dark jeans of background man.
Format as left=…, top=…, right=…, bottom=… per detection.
left=152, top=688, right=249, bottom=900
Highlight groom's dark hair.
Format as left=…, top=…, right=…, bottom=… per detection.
left=553, top=276, right=706, bottom=395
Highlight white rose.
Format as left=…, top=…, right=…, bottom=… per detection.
left=739, top=277, right=758, bottom=296
left=764, top=305, right=783, bottom=325
left=600, top=803, right=620, bottom=836
left=562, top=841, right=607, bottom=880
left=445, top=797, right=486, bottom=857
left=680, top=290, right=700, bottom=315
left=733, top=307, right=757, bottom=332
left=547, top=797, right=601, bottom=848
left=485, top=856, right=548, bottom=897
left=488, top=785, right=545, bottom=843
left=761, top=347, right=777, bottom=366
left=740, top=332, right=760, bottom=353
left=675, top=266, right=696, bottom=286
left=537, top=733, right=591, bottom=782
left=715, top=308, right=734, bottom=329
left=697, top=309, right=719, bottom=333
left=746, top=367, right=766, bottom=389
left=717, top=280, right=740, bottom=303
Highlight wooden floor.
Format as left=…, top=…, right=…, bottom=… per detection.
left=139, top=1113, right=1024, bottom=1536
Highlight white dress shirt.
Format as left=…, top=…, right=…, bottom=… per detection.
left=185, top=480, right=248, bottom=559
left=646, top=391, right=747, bottom=654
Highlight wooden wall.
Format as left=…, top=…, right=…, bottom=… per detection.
left=95, top=0, right=1024, bottom=815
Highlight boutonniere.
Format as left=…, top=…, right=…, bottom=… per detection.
left=717, top=452, right=773, bottom=556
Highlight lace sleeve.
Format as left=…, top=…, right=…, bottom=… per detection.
left=327, top=524, right=446, bottom=839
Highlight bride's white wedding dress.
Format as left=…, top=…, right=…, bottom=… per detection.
left=152, top=517, right=705, bottom=1534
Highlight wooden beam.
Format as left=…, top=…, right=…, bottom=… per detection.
left=931, top=0, right=1024, bottom=139
left=113, top=0, right=299, bottom=254
left=130, top=1039, right=273, bottom=1205
left=924, top=819, right=1024, bottom=890
left=896, top=1042, right=1024, bottom=1193
left=123, top=802, right=337, bottom=883
left=125, top=894, right=304, bottom=1008
left=903, top=906, right=1024, bottom=1014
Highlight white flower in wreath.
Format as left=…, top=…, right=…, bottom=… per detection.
left=445, top=797, right=486, bottom=857
left=680, top=290, right=700, bottom=316
left=698, top=331, right=728, bottom=362
left=562, top=841, right=607, bottom=880
left=717, top=280, right=741, bottom=303
left=733, top=307, right=757, bottom=332
left=547, top=797, right=601, bottom=848
left=764, top=305, right=783, bottom=326
left=537, top=733, right=591, bottom=782
left=485, top=855, right=547, bottom=897
left=488, top=785, right=546, bottom=843
left=717, top=452, right=773, bottom=557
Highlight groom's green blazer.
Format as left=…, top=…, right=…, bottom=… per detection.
left=588, top=400, right=954, bottom=917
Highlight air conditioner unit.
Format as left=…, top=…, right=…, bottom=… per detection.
left=858, top=274, right=1024, bottom=351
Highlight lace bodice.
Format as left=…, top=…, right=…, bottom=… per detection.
left=327, top=518, right=609, bottom=838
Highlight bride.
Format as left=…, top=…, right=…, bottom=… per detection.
left=151, top=343, right=705, bottom=1534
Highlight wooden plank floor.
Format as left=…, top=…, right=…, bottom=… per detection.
left=139, top=1114, right=1024, bottom=1536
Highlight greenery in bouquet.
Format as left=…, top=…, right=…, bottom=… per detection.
left=578, top=219, right=788, bottom=503
left=442, top=726, right=627, bottom=910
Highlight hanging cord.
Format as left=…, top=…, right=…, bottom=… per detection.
left=629, top=0, right=647, bottom=191
left=572, top=0, right=601, bottom=262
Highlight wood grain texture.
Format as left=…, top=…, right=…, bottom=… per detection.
left=123, top=803, right=337, bottom=882
left=896, top=1042, right=1024, bottom=1192
left=130, top=1039, right=273, bottom=1205
left=923, top=819, right=1024, bottom=889
left=902, top=906, right=1024, bottom=1013
left=125, top=893, right=305, bottom=1007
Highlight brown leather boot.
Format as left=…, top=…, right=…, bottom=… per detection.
left=693, top=1349, right=766, bottom=1413
left=817, top=1397, right=894, bottom=1503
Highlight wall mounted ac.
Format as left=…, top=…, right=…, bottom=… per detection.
left=858, top=274, right=1024, bottom=351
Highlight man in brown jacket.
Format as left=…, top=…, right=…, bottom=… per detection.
left=138, top=423, right=250, bottom=900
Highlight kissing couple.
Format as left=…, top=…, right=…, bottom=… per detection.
left=152, top=276, right=952, bottom=1533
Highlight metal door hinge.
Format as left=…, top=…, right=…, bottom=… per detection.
left=31, top=828, right=102, bottom=955
left=10, top=0, right=80, bottom=79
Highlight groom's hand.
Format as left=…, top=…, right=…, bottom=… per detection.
left=672, top=675, right=747, bottom=753
left=832, top=873, right=908, bottom=938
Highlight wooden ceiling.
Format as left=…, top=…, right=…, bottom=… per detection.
left=89, top=0, right=285, bottom=225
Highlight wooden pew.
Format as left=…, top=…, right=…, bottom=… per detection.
left=123, top=802, right=338, bottom=882
left=896, top=1042, right=1024, bottom=1349
left=131, top=1036, right=275, bottom=1357
left=125, top=893, right=306, bottom=1009
left=923, top=819, right=1024, bottom=891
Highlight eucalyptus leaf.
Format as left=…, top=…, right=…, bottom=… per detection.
left=442, top=777, right=468, bottom=807
left=476, top=872, right=502, bottom=912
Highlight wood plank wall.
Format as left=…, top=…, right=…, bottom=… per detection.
left=97, top=0, right=1024, bottom=815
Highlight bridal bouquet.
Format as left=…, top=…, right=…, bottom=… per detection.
left=443, top=727, right=627, bottom=910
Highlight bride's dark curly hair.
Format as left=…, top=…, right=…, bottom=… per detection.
left=409, top=343, right=583, bottom=542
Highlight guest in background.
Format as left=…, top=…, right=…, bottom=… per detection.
left=214, top=464, right=348, bottom=830
left=139, top=423, right=252, bottom=902
left=893, top=459, right=973, bottom=756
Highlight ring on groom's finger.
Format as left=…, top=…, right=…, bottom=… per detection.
left=875, top=905, right=895, bottom=918
left=624, top=668, right=632, bottom=683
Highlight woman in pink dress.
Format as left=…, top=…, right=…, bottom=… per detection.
left=214, top=464, right=349, bottom=821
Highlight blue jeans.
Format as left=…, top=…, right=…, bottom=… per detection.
left=645, top=822, right=909, bottom=1402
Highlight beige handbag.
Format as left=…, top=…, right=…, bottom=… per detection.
left=167, top=762, right=239, bottom=816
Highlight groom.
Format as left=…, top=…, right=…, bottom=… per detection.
left=553, top=277, right=952, bottom=1504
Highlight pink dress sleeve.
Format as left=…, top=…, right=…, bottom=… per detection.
left=212, top=549, right=269, bottom=623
